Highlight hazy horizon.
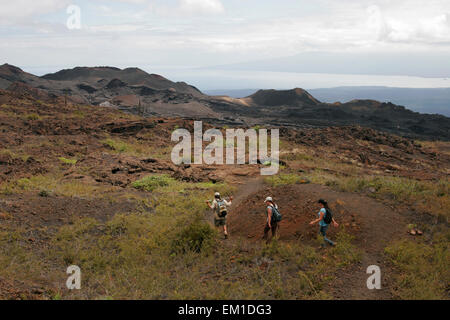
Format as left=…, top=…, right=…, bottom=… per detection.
left=12, top=65, right=450, bottom=93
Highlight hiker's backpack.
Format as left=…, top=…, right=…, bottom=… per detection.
left=323, top=208, right=333, bottom=225
left=217, top=200, right=228, bottom=218
left=270, top=205, right=283, bottom=222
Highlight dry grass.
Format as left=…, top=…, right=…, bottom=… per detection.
left=46, top=195, right=360, bottom=299
left=305, top=170, right=449, bottom=219
left=0, top=174, right=360, bottom=300
left=102, top=137, right=172, bottom=160
left=0, top=149, right=32, bottom=162
left=385, top=229, right=449, bottom=299
left=0, top=173, right=118, bottom=199
left=416, top=140, right=450, bottom=156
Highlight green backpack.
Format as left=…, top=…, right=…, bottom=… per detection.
left=270, top=205, right=282, bottom=222
left=217, top=200, right=228, bottom=218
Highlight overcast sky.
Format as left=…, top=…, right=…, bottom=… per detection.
left=1, top=0, right=450, bottom=88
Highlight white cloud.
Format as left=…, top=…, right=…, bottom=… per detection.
left=1, top=0, right=449, bottom=76
left=112, top=0, right=147, bottom=3
left=366, top=4, right=450, bottom=44
left=145, top=0, right=225, bottom=17
left=178, top=0, right=225, bottom=15
left=0, top=0, right=71, bottom=23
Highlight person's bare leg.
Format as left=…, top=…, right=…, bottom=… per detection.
left=223, top=225, right=228, bottom=238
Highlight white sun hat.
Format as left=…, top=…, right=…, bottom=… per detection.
left=265, top=197, right=273, bottom=203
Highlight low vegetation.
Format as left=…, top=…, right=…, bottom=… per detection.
left=46, top=193, right=360, bottom=299
left=306, top=170, right=449, bottom=219
left=131, top=174, right=174, bottom=191
left=265, top=165, right=449, bottom=220
left=385, top=230, right=449, bottom=299
left=58, top=157, right=77, bottom=165
left=264, top=173, right=310, bottom=187
left=0, top=173, right=116, bottom=199
left=0, top=149, right=31, bottom=162
left=132, top=174, right=235, bottom=195
left=0, top=168, right=361, bottom=299
left=102, top=137, right=171, bottom=159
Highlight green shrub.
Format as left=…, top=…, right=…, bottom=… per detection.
left=38, top=190, right=50, bottom=197
left=72, top=110, right=86, bottom=119
left=264, top=174, right=310, bottom=187
left=26, top=113, right=40, bottom=120
left=102, top=139, right=129, bottom=153
left=58, top=157, right=77, bottom=165
left=132, top=175, right=175, bottom=192
left=16, top=178, right=31, bottom=190
left=172, top=218, right=216, bottom=253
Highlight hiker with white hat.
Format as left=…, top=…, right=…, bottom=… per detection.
left=263, top=196, right=282, bottom=244
left=206, top=192, right=233, bottom=239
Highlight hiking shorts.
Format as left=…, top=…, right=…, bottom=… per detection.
left=214, top=217, right=226, bottom=227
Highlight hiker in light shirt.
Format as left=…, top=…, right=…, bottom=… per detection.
left=206, top=192, right=233, bottom=239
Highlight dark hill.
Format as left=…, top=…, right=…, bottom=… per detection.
left=42, top=66, right=201, bottom=96
left=41, top=66, right=122, bottom=81
left=0, top=64, right=45, bottom=88
left=248, top=88, right=320, bottom=106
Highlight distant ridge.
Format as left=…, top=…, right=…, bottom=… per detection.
left=309, top=86, right=450, bottom=117
left=41, top=66, right=201, bottom=95
left=205, top=87, right=450, bottom=117
left=1, top=63, right=449, bottom=140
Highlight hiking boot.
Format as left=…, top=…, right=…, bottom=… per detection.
left=224, top=234, right=228, bottom=240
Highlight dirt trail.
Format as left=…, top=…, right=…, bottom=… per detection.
left=231, top=177, right=265, bottom=204
left=227, top=179, right=406, bottom=300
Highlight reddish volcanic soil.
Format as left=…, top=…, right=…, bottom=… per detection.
left=230, top=183, right=360, bottom=242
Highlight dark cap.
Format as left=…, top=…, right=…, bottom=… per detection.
left=318, top=199, right=327, bottom=205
